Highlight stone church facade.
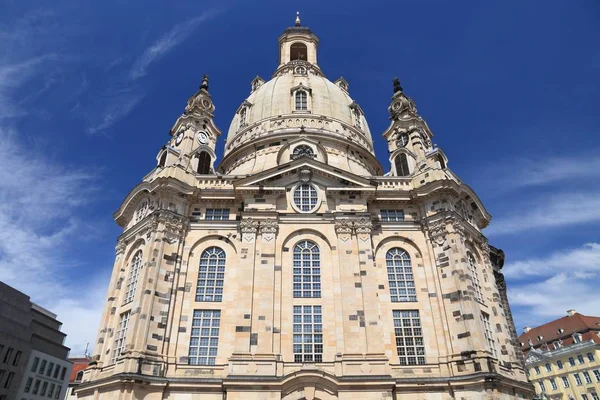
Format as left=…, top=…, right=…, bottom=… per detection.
left=77, top=16, right=533, bottom=400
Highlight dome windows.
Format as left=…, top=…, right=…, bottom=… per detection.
left=293, top=183, right=318, bottom=212
left=295, top=90, right=308, bottom=111
left=239, top=108, right=247, bottom=127
left=292, top=145, right=314, bottom=159
left=290, top=43, right=308, bottom=61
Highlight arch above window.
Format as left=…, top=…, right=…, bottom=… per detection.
left=196, top=247, right=226, bottom=302
left=291, top=145, right=314, bottom=159
left=293, top=240, right=321, bottom=298
left=386, top=247, right=416, bottom=302
left=197, top=151, right=211, bottom=174
left=395, top=153, right=410, bottom=176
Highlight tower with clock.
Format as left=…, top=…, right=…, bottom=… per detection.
left=76, top=15, right=533, bottom=400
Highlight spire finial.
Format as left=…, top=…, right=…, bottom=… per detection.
left=393, top=77, right=403, bottom=94
left=295, top=11, right=301, bottom=27
left=200, top=74, right=209, bottom=91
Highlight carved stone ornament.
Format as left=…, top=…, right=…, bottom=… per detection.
left=494, top=271, right=506, bottom=292
left=334, top=220, right=353, bottom=235
left=334, top=218, right=372, bottom=241
left=354, top=217, right=373, bottom=235
left=259, top=219, right=278, bottom=242
left=427, top=220, right=448, bottom=246
left=299, top=168, right=312, bottom=183
left=240, top=217, right=259, bottom=243
left=451, top=220, right=466, bottom=244
left=115, top=240, right=127, bottom=257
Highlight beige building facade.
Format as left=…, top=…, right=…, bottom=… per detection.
left=77, top=17, right=533, bottom=400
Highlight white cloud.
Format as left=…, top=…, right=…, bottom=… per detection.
left=129, top=10, right=222, bottom=80
left=0, top=128, right=108, bottom=355
left=86, top=92, right=145, bottom=135
left=486, top=192, right=600, bottom=235
left=505, top=243, right=600, bottom=329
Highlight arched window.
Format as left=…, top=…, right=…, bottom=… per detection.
left=293, top=240, right=321, bottom=298
left=197, top=151, right=211, bottom=174
left=290, top=43, right=307, bottom=61
left=468, top=253, right=483, bottom=303
left=239, top=108, right=247, bottom=127
left=76, top=371, right=84, bottom=382
left=123, top=251, right=142, bottom=304
left=295, top=90, right=308, bottom=111
left=158, top=151, right=167, bottom=167
left=292, top=145, right=314, bottom=159
left=196, top=247, right=226, bottom=302
left=386, top=248, right=416, bottom=302
left=395, top=153, right=410, bottom=176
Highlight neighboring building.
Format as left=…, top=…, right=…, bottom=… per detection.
left=0, top=282, right=72, bottom=400
left=64, top=357, right=90, bottom=400
left=520, top=310, right=600, bottom=400
left=77, top=15, right=533, bottom=400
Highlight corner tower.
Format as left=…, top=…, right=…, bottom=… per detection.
left=77, top=15, right=533, bottom=400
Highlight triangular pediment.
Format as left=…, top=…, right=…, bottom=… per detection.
left=524, top=349, right=549, bottom=364
left=232, top=158, right=376, bottom=191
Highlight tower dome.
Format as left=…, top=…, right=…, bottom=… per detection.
left=219, top=20, right=381, bottom=176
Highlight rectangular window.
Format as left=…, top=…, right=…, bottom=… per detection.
left=534, top=366, right=540, bottom=374
left=31, top=357, right=39, bottom=372
left=4, top=372, right=13, bottom=388
left=46, top=362, right=54, bottom=377
left=481, top=312, right=498, bottom=358
left=24, top=377, right=33, bottom=393
left=32, top=379, right=40, bottom=394
left=123, top=252, right=142, bottom=305
left=380, top=209, right=405, bottom=222
left=204, top=208, right=230, bottom=221
left=549, top=378, right=557, bottom=390
left=569, top=357, right=576, bottom=366
left=60, top=366, right=66, bottom=380
left=591, top=393, right=599, bottom=400
left=578, top=354, right=585, bottom=364
left=111, top=311, right=131, bottom=364
left=393, top=310, right=426, bottom=365
left=582, top=395, right=589, bottom=400
left=545, top=363, right=552, bottom=372
left=594, top=369, right=600, bottom=382
left=53, top=364, right=60, bottom=379
left=188, top=310, right=220, bottom=366
left=55, top=385, right=62, bottom=399
left=557, top=360, right=563, bottom=369
left=562, top=376, right=570, bottom=388
left=0, top=370, right=4, bottom=384
left=12, top=350, right=21, bottom=366
left=40, top=381, right=48, bottom=395
left=588, top=352, right=595, bottom=362
left=2, top=348, right=12, bottom=364
left=538, top=381, right=545, bottom=392
left=583, top=371, right=592, bottom=384
left=574, top=373, right=582, bottom=385
left=39, top=359, right=47, bottom=374
left=293, top=305, right=323, bottom=363
left=48, top=383, right=55, bottom=398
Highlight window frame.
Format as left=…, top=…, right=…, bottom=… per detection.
left=468, top=252, right=484, bottom=303
left=293, top=240, right=321, bottom=298
left=111, top=311, right=131, bottom=364
left=380, top=209, right=405, bottom=222
left=295, top=90, right=308, bottom=111
left=293, top=305, right=323, bottom=363
left=188, top=309, right=221, bottom=366
left=394, top=153, right=410, bottom=176
left=123, top=250, right=143, bottom=305
left=292, top=183, right=319, bottom=213
left=195, top=247, right=226, bottom=302
left=204, top=208, right=230, bottom=221
left=386, top=248, right=417, bottom=302
left=393, top=310, right=426, bottom=366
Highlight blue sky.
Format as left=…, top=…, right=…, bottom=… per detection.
left=1, top=1, right=599, bottom=354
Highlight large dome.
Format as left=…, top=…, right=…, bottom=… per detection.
left=225, top=71, right=373, bottom=146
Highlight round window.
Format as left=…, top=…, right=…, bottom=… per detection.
left=293, top=184, right=318, bottom=212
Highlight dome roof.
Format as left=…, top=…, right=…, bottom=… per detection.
left=225, top=70, right=373, bottom=149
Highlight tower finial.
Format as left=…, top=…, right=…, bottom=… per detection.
left=295, top=11, right=301, bottom=27
left=200, top=74, right=209, bottom=91
left=393, top=77, right=403, bottom=94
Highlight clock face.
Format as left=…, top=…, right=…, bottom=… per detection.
left=175, top=131, right=184, bottom=146
left=197, top=131, right=208, bottom=144
left=397, top=133, right=409, bottom=147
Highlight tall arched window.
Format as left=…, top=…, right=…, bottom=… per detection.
left=295, top=90, right=307, bottom=111
left=386, top=248, right=416, bottom=302
left=197, top=151, right=211, bottom=174
left=158, top=151, right=167, bottom=167
left=290, top=43, right=307, bottom=61
left=293, top=240, right=321, bottom=298
left=196, top=247, right=226, bottom=302
left=123, top=251, right=142, bottom=304
left=395, top=153, right=410, bottom=176
left=468, top=253, right=483, bottom=303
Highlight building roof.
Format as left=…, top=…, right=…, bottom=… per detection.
left=68, top=357, right=90, bottom=382
left=519, top=312, right=600, bottom=353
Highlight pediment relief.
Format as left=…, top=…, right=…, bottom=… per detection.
left=524, top=350, right=548, bottom=364
left=232, top=159, right=375, bottom=191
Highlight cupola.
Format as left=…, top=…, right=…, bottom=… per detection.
left=277, top=12, right=319, bottom=66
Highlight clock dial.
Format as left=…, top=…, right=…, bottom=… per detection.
left=396, top=133, right=409, bottom=147
left=175, top=131, right=184, bottom=146
left=197, top=131, right=208, bottom=144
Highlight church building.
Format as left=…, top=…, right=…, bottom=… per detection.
left=77, top=15, right=534, bottom=400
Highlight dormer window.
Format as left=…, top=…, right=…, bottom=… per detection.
left=292, top=145, right=314, bottom=159
left=290, top=43, right=307, bottom=61
left=573, top=333, right=583, bottom=343
left=295, top=90, right=308, bottom=111
left=239, top=108, right=247, bottom=127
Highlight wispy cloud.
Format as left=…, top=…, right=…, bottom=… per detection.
left=129, top=10, right=222, bottom=80
left=0, top=128, right=109, bottom=354
left=86, top=91, right=145, bottom=135
left=486, top=192, right=600, bottom=236
left=506, top=243, right=600, bottom=327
